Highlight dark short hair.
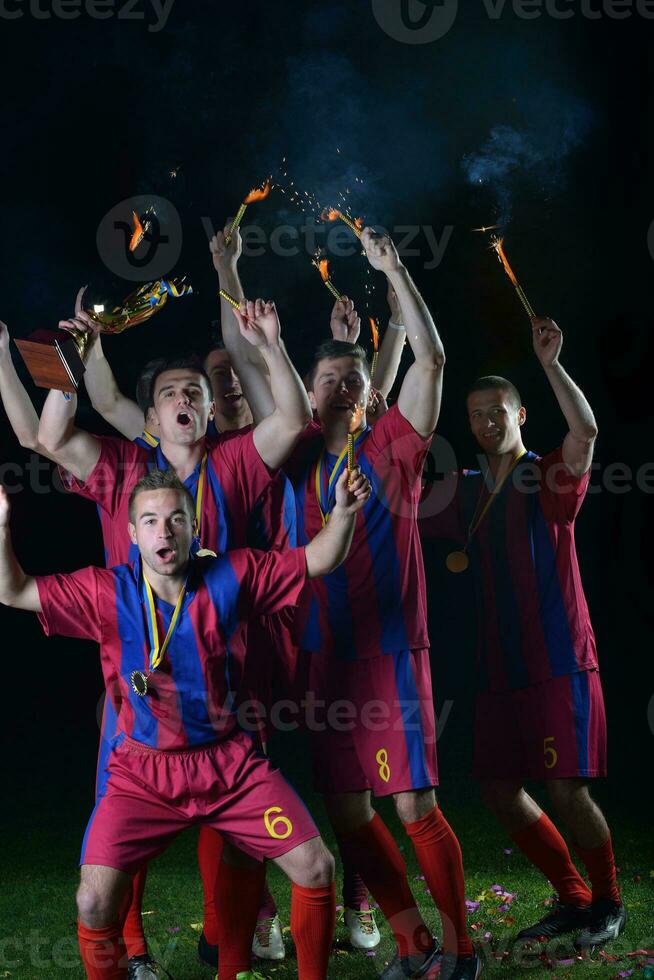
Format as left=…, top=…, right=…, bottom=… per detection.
left=135, top=357, right=167, bottom=415
left=307, top=340, right=370, bottom=391
left=149, top=355, right=213, bottom=407
left=466, top=375, right=522, bottom=411
left=128, top=469, right=195, bottom=524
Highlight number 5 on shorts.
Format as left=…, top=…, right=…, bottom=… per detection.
left=544, top=736, right=558, bottom=770
left=264, top=806, right=293, bottom=840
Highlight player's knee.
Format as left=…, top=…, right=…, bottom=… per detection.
left=76, top=883, right=113, bottom=928
left=287, top=838, right=335, bottom=888
left=479, top=779, right=524, bottom=814
left=547, top=778, right=590, bottom=814
left=394, top=788, right=435, bottom=824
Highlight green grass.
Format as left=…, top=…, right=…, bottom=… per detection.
left=2, top=736, right=653, bottom=980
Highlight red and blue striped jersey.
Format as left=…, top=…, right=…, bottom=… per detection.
left=35, top=549, right=307, bottom=749
left=419, top=447, right=599, bottom=692
left=60, top=430, right=273, bottom=567
left=286, top=405, right=432, bottom=661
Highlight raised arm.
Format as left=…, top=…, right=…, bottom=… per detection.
left=209, top=222, right=275, bottom=422
left=362, top=228, right=444, bottom=437
left=329, top=296, right=361, bottom=343
left=0, top=320, right=44, bottom=452
left=37, top=289, right=101, bottom=482
left=232, top=299, right=312, bottom=469
left=0, top=487, right=41, bottom=611
left=371, top=282, right=407, bottom=398
left=305, top=468, right=371, bottom=577
left=531, top=316, right=598, bottom=477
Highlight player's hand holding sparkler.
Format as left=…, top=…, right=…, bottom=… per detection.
left=231, top=298, right=282, bottom=351
left=531, top=316, right=563, bottom=368
left=209, top=220, right=243, bottom=274
left=361, top=227, right=402, bottom=274
left=330, top=296, right=361, bottom=343
left=335, top=466, right=371, bottom=516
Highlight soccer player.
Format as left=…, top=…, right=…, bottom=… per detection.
left=220, top=225, right=479, bottom=980
left=0, top=462, right=371, bottom=980
left=35, top=290, right=312, bottom=975
left=420, top=317, right=626, bottom=949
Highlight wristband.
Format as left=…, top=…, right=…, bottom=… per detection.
left=388, top=319, right=405, bottom=331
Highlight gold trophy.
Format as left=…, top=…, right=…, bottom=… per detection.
left=15, top=277, right=193, bottom=392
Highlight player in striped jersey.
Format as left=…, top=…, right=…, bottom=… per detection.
left=420, top=316, right=626, bottom=949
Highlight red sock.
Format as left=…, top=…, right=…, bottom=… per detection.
left=78, top=920, right=127, bottom=979
left=334, top=834, right=369, bottom=909
left=121, top=866, right=148, bottom=959
left=290, top=882, right=336, bottom=980
left=258, top=878, right=278, bottom=920
left=573, top=835, right=621, bottom=904
left=197, top=826, right=224, bottom=945
left=338, top=813, right=431, bottom=956
left=512, top=813, right=592, bottom=906
left=404, top=806, right=473, bottom=958
left=214, top=859, right=265, bottom=979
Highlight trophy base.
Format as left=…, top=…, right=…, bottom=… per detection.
left=15, top=330, right=85, bottom=392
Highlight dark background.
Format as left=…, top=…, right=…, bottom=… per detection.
left=0, top=0, right=652, bottom=812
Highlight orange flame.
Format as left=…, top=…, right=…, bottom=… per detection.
left=318, top=258, right=330, bottom=282
left=321, top=207, right=341, bottom=223
left=369, top=316, right=379, bottom=352
left=354, top=216, right=363, bottom=230
left=129, top=210, right=144, bottom=252
left=244, top=180, right=271, bottom=204
left=492, top=238, right=519, bottom=288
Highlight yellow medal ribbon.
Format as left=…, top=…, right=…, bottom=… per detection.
left=314, top=430, right=367, bottom=527
left=143, top=573, right=188, bottom=672
left=195, top=452, right=207, bottom=539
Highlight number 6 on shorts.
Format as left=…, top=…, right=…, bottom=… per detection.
left=264, top=805, right=293, bottom=840
left=544, top=736, right=558, bottom=770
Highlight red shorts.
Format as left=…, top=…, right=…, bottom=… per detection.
left=81, top=730, right=319, bottom=874
left=473, top=670, right=607, bottom=781
left=307, top=649, right=439, bottom=797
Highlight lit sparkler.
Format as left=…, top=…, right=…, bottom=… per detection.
left=129, top=206, right=156, bottom=252
left=225, top=180, right=272, bottom=245
left=321, top=207, right=364, bottom=239
left=472, top=224, right=500, bottom=233
left=491, top=237, right=535, bottom=319
left=369, top=316, right=379, bottom=378
left=312, top=255, right=343, bottom=302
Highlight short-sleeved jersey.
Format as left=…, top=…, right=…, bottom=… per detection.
left=36, top=549, right=307, bottom=750
left=60, top=430, right=272, bottom=567
left=286, top=404, right=432, bottom=661
left=419, top=448, right=599, bottom=693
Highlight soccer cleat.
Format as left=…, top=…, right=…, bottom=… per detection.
left=345, top=905, right=381, bottom=950
left=379, top=941, right=441, bottom=978
left=574, top=898, right=627, bottom=949
left=252, top=913, right=286, bottom=960
left=516, top=900, right=591, bottom=940
left=439, top=950, right=483, bottom=980
left=235, top=973, right=266, bottom=980
left=127, top=954, right=158, bottom=979
left=198, top=931, right=219, bottom=968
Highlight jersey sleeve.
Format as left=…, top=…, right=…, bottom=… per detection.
left=210, top=429, right=274, bottom=514
left=35, top=566, right=105, bottom=642
left=538, top=447, right=591, bottom=523
left=58, top=436, right=145, bottom=516
left=366, top=403, right=433, bottom=492
left=237, top=548, right=308, bottom=617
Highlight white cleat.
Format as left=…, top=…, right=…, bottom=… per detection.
left=345, top=906, right=381, bottom=950
left=252, top=913, right=286, bottom=961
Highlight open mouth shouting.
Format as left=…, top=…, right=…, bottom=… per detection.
left=222, top=391, right=243, bottom=405
left=155, top=545, right=177, bottom=564
left=176, top=409, right=194, bottom=429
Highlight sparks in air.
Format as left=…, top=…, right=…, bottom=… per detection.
left=129, top=206, right=156, bottom=252
left=473, top=224, right=501, bottom=233
left=321, top=208, right=364, bottom=239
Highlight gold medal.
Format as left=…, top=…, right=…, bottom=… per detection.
left=446, top=550, right=470, bottom=574
left=130, top=670, right=149, bottom=697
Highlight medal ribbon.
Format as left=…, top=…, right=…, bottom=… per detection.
left=313, top=428, right=368, bottom=527
left=142, top=572, right=188, bottom=672
left=466, top=448, right=528, bottom=546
